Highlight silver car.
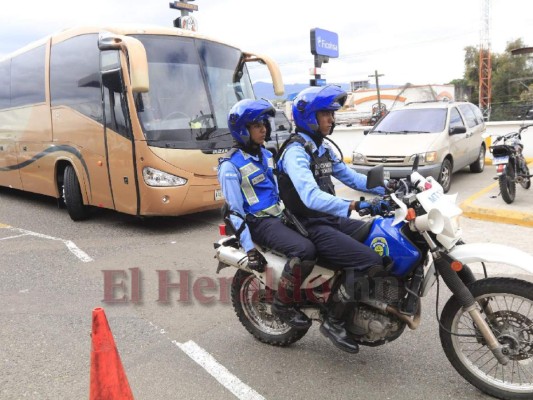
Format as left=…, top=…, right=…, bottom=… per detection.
left=352, top=101, right=487, bottom=193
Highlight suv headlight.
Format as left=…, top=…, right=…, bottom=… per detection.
left=143, top=167, right=187, bottom=187
left=409, top=151, right=437, bottom=164
left=352, top=152, right=366, bottom=164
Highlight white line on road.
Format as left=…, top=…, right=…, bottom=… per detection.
left=64, top=240, right=94, bottom=263
left=1, top=227, right=93, bottom=262
left=0, top=233, right=31, bottom=241
left=173, top=340, right=265, bottom=400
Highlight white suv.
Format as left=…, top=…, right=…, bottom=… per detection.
left=352, top=101, right=486, bottom=192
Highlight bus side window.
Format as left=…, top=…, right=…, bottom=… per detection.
left=102, top=66, right=130, bottom=139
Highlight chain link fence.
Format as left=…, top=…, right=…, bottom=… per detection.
left=490, top=101, right=533, bottom=121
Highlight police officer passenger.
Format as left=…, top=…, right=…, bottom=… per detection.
left=277, top=85, right=387, bottom=353
left=218, top=99, right=316, bottom=330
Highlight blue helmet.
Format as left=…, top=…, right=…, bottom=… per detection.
left=292, top=85, right=347, bottom=136
left=228, top=99, right=275, bottom=145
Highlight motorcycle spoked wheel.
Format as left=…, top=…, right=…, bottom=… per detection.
left=499, top=163, right=516, bottom=204
left=440, top=278, right=533, bottom=400
left=231, top=269, right=309, bottom=346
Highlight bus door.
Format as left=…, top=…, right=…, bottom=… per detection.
left=100, top=50, right=139, bottom=215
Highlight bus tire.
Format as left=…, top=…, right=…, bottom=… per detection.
left=63, top=165, right=90, bottom=221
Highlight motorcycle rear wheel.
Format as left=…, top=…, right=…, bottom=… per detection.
left=231, top=269, right=309, bottom=346
left=499, top=163, right=516, bottom=204
left=440, top=278, right=533, bottom=400
left=520, top=165, right=530, bottom=189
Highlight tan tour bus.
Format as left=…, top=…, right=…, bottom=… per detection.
left=0, top=25, right=283, bottom=220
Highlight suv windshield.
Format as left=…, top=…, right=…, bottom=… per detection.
left=132, top=35, right=254, bottom=149
left=372, top=108, right=447, bottom=134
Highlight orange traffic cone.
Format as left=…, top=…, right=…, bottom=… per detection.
left=90, top=307, right=134, bottom=400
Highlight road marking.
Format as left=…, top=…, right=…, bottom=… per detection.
left=0, top=233, right=31, bottom=241
left=0, top=226, right=94, bottom=262
left=460, top=181, right=533, bottom=228
left=173, top=340, right=265, bottom=400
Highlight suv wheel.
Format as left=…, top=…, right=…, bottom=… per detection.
left=469, top=144, right=485, bottom=173
left=438, top=159, right=452, bottom=193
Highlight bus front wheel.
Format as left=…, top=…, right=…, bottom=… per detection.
left=63, top=166, right=90, bottom=221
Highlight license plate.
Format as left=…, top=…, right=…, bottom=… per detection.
left=383, top=170, right=391, bottom=180
left=493, top=156, right=509, bottom=165
left=215, top=188, right=224, bottom=201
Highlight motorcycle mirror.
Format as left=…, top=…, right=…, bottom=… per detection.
left=366, top=164, right=385, bottom=189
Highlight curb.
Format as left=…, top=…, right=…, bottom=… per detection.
left=460, top=180, right=533, bottom=228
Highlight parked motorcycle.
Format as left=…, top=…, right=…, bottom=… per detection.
left=214, top=159, right=533, bottom=400
left=490, top=124, right=532, bottom=204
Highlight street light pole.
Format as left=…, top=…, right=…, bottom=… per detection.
left=369, top=70, right=384, bottom=116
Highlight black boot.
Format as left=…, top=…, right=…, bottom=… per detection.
left=320, top=289, right=359, bottom=354
left=271, top=258, right=313, bottom=330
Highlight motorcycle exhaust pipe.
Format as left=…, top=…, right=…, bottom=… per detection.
left=215, top=239, right=335, bottom=290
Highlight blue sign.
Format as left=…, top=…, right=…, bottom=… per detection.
left=311, top=78, right=327, bottom=86
left=310, top=28, right=339, bottom=58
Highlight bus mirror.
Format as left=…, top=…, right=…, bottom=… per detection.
left=243, top=52, right=284, bottom=97
left=98, top=32, right=149, bottom=93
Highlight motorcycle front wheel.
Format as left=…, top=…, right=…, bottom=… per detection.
left=499, top=163, right=516, bottom=204
left=440, top=278, right=533, bottom=400
left=231, top=269, right=309, bottom=346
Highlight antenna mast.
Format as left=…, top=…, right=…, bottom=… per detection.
left=479, top=0, right=491, bottom=120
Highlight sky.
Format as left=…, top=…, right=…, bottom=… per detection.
left=1, top=0, right=533, bottom=87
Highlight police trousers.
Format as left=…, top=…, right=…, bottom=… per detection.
left=246, top=216, right=316, bottom=262
left=298, top=215, right=382, bottom=271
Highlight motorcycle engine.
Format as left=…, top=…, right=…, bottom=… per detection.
left=341, top=271, right=408, bottom=345
left=348, top=304, right=405, bottom=344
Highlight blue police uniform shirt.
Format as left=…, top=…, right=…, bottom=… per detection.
left=218, top=147, right=280, bottom=252
left=278, top=132, right=385, bottom=217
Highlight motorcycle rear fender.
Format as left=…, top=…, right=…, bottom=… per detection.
left=449, top=243, right=533, bottom=276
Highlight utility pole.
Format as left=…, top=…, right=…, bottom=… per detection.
left=369, top=70, right=384, bottom=116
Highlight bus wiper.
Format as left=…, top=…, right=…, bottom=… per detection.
left=195, top=127, right=219, bottom=140
left=370, top=130, right=389, bottom=134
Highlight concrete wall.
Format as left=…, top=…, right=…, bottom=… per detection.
left=333, top=121, right=533, bottom=162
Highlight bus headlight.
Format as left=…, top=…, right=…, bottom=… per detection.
left=142, top=167, right=187, bottom=187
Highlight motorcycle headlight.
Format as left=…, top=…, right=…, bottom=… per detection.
left=142, top=167, right=187, bottom=187
left=352, top=152, right=366, bottom=164
left=409, top=152, right=437, bottom=164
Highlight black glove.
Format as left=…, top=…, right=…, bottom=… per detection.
left=357, top=198, right=391, bottom=216
left=247, top=248, right=267, bottom=273
left=386, top=179, right=399, bottom=192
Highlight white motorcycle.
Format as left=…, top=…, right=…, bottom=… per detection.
left=214, top=158, right=533, bottom=400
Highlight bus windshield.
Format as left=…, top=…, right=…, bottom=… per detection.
left=132, top=35, right=254, bottom=149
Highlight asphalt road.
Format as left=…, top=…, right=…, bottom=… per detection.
left=1, top=167, right=532, bottom=400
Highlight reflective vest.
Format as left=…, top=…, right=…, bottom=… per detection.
left=277, top=134, right=335, bottom=218
left=225, top=148, right=283, bottom=217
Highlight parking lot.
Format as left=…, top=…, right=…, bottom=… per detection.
left=1, top=166, right=532, bottom=399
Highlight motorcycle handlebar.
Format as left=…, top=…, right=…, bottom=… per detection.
left=519, top=124, right=533, bottom=133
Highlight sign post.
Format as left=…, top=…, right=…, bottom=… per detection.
left=170, top=0, right=199, bottom=31
left=310, top=28, right=339, bottom=86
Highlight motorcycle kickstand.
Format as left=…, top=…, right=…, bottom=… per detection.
left=465, top=304, right=509, bottom=366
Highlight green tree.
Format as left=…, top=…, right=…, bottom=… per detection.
left=457, top=38, right=533, bottom=106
